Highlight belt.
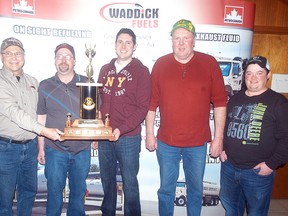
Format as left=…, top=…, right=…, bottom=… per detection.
left=0, top=136, right=32, bottom=144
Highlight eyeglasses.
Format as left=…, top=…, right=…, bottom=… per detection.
left=55, top=54, right=74, bottom=60
left=1, top=51, right=24, bottom=58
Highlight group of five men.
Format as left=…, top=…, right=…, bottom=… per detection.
left=0, top=19, right=287, bottom=216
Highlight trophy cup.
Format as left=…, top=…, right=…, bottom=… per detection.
left=61, top=45, right=115, bottom=141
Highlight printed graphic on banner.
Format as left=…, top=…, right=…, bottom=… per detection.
left=224, top=5, right=244, bottom=24
left=100, top=3, right=159, bottom=28
left=12, top=0, right=35, bottom=15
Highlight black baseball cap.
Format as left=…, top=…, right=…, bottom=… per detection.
left=245, top=55, right=270, bottom=72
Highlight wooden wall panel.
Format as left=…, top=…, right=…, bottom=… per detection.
left=251, top=34, right=288, bottom=99
left=245, top=0, right=288, bottom=34
left=272, top=164, right=288, bottom=198
left=253, top=0, right=288, bottom=27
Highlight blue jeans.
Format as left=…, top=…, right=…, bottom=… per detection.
left=156, top=140, right=207, bottom=216
left=44, top=144, right=91, bottom=216
left=0, top=139, right=38, bottom=216
left=220, top=160, right=275, bottom=216
left=98, top=134, right=141, bottom=216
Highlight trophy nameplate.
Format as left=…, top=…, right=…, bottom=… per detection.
left=61, top=45, right=115, bottom=141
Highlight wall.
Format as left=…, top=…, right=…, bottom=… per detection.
left=248, top=0, right=288, bottom=33
left=251, top=34, right=288, bottom=98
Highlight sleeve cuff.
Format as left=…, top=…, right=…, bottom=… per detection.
left=34, top=123, right=45, bottom=135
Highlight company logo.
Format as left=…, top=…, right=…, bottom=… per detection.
left=224, top=6, right=243, bottom=24
left=12, top=0, right=35, bottom=15
left=100, top=3, right=159, bottom=28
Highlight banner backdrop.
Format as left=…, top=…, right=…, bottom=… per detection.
left=0, top=0, right=255, bottom=214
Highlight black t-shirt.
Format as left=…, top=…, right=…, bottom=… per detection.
left=224, top=89, right=288, bottom=170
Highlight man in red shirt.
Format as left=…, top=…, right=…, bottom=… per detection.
left=145, top=19, right=227, bottom=216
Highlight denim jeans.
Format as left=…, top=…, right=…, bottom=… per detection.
left=156, top=140, right=207, bottom=216
left=98, top=134, right=141, bottom=216
left=220, top=160, right=275, bottom=216
left=0, top=139, right=38, bottom=216
left=44, top=144, right=91, bottom=216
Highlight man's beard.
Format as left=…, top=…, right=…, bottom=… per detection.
left=59, top=63, right=69, bottom=72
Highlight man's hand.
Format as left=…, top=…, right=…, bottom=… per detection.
left=209, top=137, right=223, bottom=158
left=145, top=134, right=157, bottom=152
left=220, top=150, right=228, bottom=162
left=254, top=162, right=274, bottom=176
left=37, top=135, right=45, bottom=164
left=38, top=148, right=45, bottom=165
left=145, top=111, right=157, bottom=152
left=91, top=141, right=98, bottom=149
left=113, top=128, right=120, bottom=141
left=40, top=127, right=64, bottom=141
left=211, top=106, right=226, bottom=158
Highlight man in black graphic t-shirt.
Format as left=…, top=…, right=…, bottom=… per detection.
left=219, top=56, right=288, bottom=216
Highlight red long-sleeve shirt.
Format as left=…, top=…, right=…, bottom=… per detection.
left=149, top=52, right=227, bottom=147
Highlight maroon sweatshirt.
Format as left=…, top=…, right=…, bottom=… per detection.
left=98, top=58, right=151, bottom=136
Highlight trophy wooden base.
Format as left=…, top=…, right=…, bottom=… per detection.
left=61, top=119, right=115, bottom=141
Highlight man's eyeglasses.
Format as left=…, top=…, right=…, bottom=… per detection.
left=1, top=51, right=24, bottom=58
left=55, top=54, right=74, bottom=60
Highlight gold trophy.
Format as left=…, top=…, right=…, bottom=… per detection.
left=61, top=45, right=115, bottom=141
